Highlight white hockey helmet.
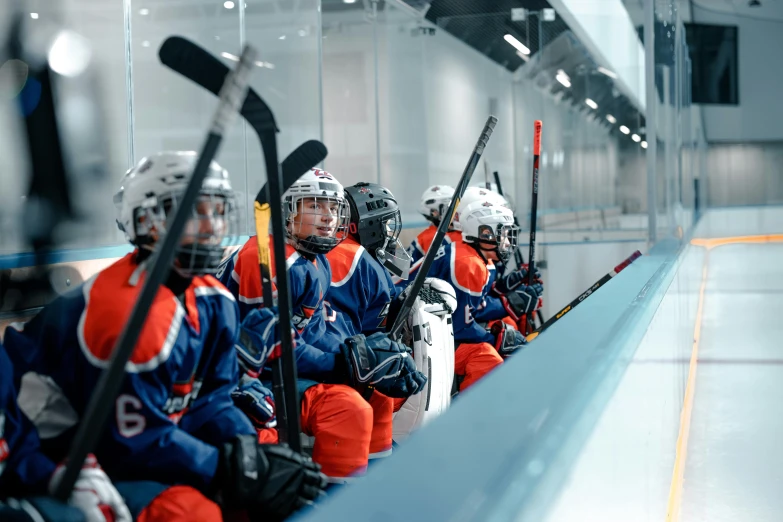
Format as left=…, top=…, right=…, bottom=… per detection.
left=282, top=168, right=350, bottom=256
left=418, top=185, right=455, bottom=226
left=113, top=151, right=239, bottom=276
left=453, top=186, right=518, bottom=261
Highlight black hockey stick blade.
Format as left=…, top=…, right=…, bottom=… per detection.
left=159, top=36, right=278, bottom=135
left=256, top=140, right=328, bottom=206
left=525, top=250, right=642, bottom=342
left=389, top=115, right=498, bottom=340
left=54, top=45, right=257, bottom=501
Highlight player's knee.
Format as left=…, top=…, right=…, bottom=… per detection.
left=137, top=485, right=222, bottom=522
left=478, top=342, right=504, bottom=366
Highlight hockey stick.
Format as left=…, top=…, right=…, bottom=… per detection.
left=525, top=250, right=642, bottom=341
left=158, top=36, right=309, bottom=451
left=53, top=45, right=256, bottom=501
left=390, top=115, right=498, bottom=341
left=526, top=121, right=543, bottom=332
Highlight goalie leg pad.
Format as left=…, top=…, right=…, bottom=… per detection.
left=392, top=298, right=455, bottom=442
left=454, top=342, right=503, bottom=391
left=300, top=384, right=372, bottom=479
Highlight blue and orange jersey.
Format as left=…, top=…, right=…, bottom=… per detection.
left=0, top=342, right=56, bottom=495
left=398, top=240, right=495, bottom=345
left=3, top=253, right=254, bottom=491
left=218, top=237, right=343, bottom=379
left=324, top=237, right=396, bottom=342
left=407, top=227, right=463, bottom=265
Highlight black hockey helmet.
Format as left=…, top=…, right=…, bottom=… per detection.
left=344, top=182, right=412, bottom=279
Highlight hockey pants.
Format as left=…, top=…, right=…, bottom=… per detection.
left=257, top=384, right=394, bottom=480
left=115, top=481, right=221, bottom=522
left=454, top=342, right=503, bottom=391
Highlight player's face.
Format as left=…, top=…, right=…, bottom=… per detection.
left=172, top=196, right=227, bottom=246
left=292, top=197, right=339, bottom=239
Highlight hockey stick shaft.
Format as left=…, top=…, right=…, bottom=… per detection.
left=390, top=115, right=498, bottom=340
left=53, top=45, right=256, bottom=501
left=527, top=120, right=542, bottom=288
left=525, top=250, right=642, bottom=341
left=493, top=171, right=503, bottom=196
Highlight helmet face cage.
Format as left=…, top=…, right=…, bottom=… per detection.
left=471, top=223, right=518, bottom=261
left=284, top=194, right=350, bottom=255
left=133, top=188, right=240, bottom=276
left=374, top=211, right=412, bottom=279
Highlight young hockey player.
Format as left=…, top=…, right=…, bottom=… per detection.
left=0, top=342, right=131, bottom=522
left=322, top=182, right=429, bottom=457
left=400, top=186, right=529, bottom=391
left=407, top=185, right=461, bottom=265
left=3, top=152, right=326, bottom=521
left=220, top=169, right=425, bottom=483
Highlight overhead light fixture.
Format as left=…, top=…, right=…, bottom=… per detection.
left=139, top=8, right=150, bottom=16
left=344, top=0, right=357, bottom=3
left=504, top=34, right=530, bottom=55
left=223, top=1, right=235, bottom=9
left=279, top=35, right=286, bottom=40
left=641, top=141, right=648, bottom=149
left=30, top=12, right=39, bottom=19
left=585, top=98, right=598, bottom=110
left=631, top=133, right=641, bottom=142
left=542, top=8, right=556, bottom=21
left=142, top=40, right=150, bottom=47
left=619, top=125, right=630, bottom=135
left=597, top=66, right=618, bottom=79
left=555, top=69, right=571, bottom=88
left=221, top=51, right=239, bottom=61
left=606, top=114, right=617, bottom=124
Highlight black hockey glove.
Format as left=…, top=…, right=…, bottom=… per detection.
left=490, top=322, right=527, bottom=357
left=339, top=332, right=427, bottom=399
left=0, top=497, right=86, bottom=522
left=499, top=283, right=543, bottom=321
left=492, top=265, right=542, bottom=296
left=217, top=435, right=327, bottom=521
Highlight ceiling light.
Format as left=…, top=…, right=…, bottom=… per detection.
left=223, top=1, right=235, bottom=9
left=344, top=0, right=357, bottom=3
left=632, top=134, right=641, bottom=142
left=542, top=8, right=556, bottom=21
left=597, top=66, right=618, bottom=79
left=555, top=69, right=571, bottom=88
left=606, top=114, right=616, bottom=124
left=641, top=141, right=648, bottom=149
left=221, top=52, right=239, bottom=61
left=585, top=98, right=598, bottom=110
left=142, top=40, right=150, bottom=47
left=619, top=125, right=630, bottom=134
left=279, top=35, right=286, bottom=40
left=504, top=34, right=530, bottom=55
left=139, top=8, right=150, bottom=16
left=30, top=12, right=39, bottom=19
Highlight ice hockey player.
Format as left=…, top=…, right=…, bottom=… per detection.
left=219, top=169, right=425, bottom=483
left=468, top=191, right=544, bottom=334
left=3, top=152, right=326, bottom=521
left=321, top=182, right=430, bottom=456
left=400, top=186, right=529, bottom=392
left=0, top=341, right=131, bottom=522
left=407, top=185, right=462, bottom=265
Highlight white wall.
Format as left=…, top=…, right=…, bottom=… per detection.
left=692, top=5, right=783, bottom=142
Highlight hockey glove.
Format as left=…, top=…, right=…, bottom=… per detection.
left=499, top=283, right=544, bottom=321
left=231, top=375, right=277, bottom=430
left=48, top=454, right=132, bottom=522
left=339, top=332, right=427, bottom=399
left=493, top=265, right=542, bottom=296
left=218, top=435, right=327, bottom=521
left=490, top=322, right=527, bottom=357
left=1, top=497, right=87, bottom=522
left=237, top=307, right=293, bottom=376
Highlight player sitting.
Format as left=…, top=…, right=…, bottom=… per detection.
left=3, top=152, right=325, bottom=521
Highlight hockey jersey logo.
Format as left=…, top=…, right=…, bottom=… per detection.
left=162, top=379, right=203, bottom=424
left=292, top=305, right=317, bottom=332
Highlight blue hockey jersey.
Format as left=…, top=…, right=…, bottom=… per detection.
left=3, top=253, right=254, bottom=491
left=406, top=227, right=463, bottom=265
left=0, top=343, right=56, bottom=496
left=398, top=240, right=495, bottom=345
left=218, top=237, right=344, bottom=380
left=325, top=237, right=396, bottom=339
